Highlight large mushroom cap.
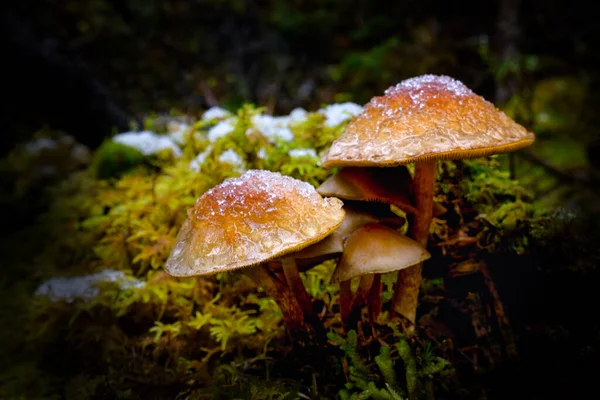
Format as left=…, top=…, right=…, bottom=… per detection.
left=165, top=169, right=345, bottom=277
left=321, top=74, right=535, bottom=168
left=330, top=223, right=431, bottom=283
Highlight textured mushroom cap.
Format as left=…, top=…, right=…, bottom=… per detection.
left=321, top=74, right=535, bottom=168
left=330, top=223, right=431, bottom=283
left=317, top=166, right=417, bottom=214
left=165, top=169, right=345, bottom=277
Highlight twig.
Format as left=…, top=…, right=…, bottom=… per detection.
left=479, top=261, right=518, bottom=359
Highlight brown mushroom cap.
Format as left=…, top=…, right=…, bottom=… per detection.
left=330, top=223, right=431, bottom=283
left=317, top=166, right=417, bottom=214
left=321, top=74, right=535, bottom=168
left=335, top=202, right=406, bottom=240
left=165, top=169, right=345, bottom=277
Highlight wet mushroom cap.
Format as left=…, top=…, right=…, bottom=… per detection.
left=321, top=74, right=535, bottom=168
left=330, top=223, right=431, bottom=283
left=165, top=169, right=345, bottom=277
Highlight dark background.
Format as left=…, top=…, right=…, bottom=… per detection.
left=2, top=0, right=599, bottom=156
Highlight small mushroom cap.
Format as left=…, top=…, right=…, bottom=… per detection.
left=335, top=202, right=406, bottom=240
left=293, top=231, right=345, bottom=260
left=330, top=223, right=431, bottom=283
left=317, top=166, right=417, bottom=214
left=321, top=74, right=535, bottom=168
left=165, top=169, right=345, bottom=277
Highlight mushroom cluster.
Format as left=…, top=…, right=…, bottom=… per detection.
left=164, top=73, right=535, bottom=341
left=320, top=74, right=535, bottom=330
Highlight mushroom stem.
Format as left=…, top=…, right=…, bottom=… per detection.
left=339, top=280, right=353, bottom=329
left=350, top=274, right=375, bottom=311
left=244, top=264, right=305, bottom=333
left=347, top=274, right=375, bottom=330
left=281, top=257, right=326, bottom=339
left=368, top=273, right=382, bottom=323
left=391, top=160, right=436, bottom=330
left=281, top=257, right=313, bottom=315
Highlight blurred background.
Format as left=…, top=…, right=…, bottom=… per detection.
left=2, top=0, right=599, bottom=154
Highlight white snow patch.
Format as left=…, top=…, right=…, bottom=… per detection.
left=202, top=106, right=232, bottom=121
left=113, top=130, right=182, bottom=157
left=35, top=269, right=145, bottom=303
left=318, top=102, right=363, bottom=127
left=288, top=148, right=318, bottom=159
left=208, top=119, right=236, bottom=142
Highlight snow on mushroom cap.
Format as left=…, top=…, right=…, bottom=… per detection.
left=164, top=169, right=345, bottom=277
left=321, top=74, right=535, bottom=168
left=384, top=74, right=473, bottom=98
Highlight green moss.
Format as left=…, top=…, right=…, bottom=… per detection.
left=91, top=140, right=146, bottom=179
left=0, top=104, right=559, bottom=399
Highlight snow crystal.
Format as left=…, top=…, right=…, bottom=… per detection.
left=251, top=114, right=295, bottom=142
left=208, top=119, right=235, bottom=142
left=25, top=138, right=57, bottom=155
left=189, top=146, right=213, bottom=172
left=384, top=74, right=473, bottom=98
left=202, top=106, right=232, bottom=121
left=289, top=148, right=318, bottom=159
left=218, top=149, right=246, bottom=172
left=289, top=107, right=308, bottom=122
left=256, top=148, right=268, bottom=159
left=318, top=102, right=363, bottom=127
left=35, top=269, right=145, bottom=303
left=113, top=130, right=182, bottom=157
left=167, top=121, right=191, bottom=145
left=200, top=170, right=317, bottom=211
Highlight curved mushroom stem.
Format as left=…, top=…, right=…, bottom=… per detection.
left=281, top=257, right=313, bottom=315
left=391, top=160, right=436, bottom=331
left=281, top=257, right=325, bottom=339
left=339, top=280, right=353, bottom=330
left=243, top=264, right=305, bottom=335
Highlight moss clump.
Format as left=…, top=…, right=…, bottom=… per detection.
left=91, top=140, right=147, bottom=179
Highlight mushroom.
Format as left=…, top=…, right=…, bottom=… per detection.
left=317, top=166, right=417, bottom=215
left=164, top=169, right=345, bottom=336
left=334, top=201, right=406, bottom=241
left=291, top=231, right=345, bottom=270
left=330, top=223, right=431, bottom=330
left=321, top=74, right=535, bottom=329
